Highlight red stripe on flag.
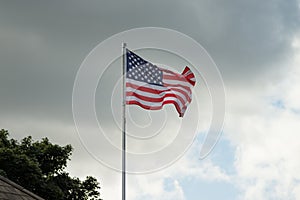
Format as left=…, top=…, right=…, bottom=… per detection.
left=182, top=66, right=191, bottom=75
left=163, top=74, right=188, bottom=83
left=126, top=82, right=191, bottom=103
left=126, top=82, right=168, bottom=94
left=126, top=100, right=185, bottom=117
left=163, top=83, right=192, bottom=93
left=126, top=91, right=187, bottom=106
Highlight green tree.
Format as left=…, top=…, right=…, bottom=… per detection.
left=0, top=129, right=102, bottom=200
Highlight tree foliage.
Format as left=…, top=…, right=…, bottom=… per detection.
left=0, top=129, right=102, bottom=200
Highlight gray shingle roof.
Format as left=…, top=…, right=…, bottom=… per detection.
left=0, top=175, right=44, bottom=200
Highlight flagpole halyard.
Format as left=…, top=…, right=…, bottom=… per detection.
left=122, top=42, right=127, bottom=200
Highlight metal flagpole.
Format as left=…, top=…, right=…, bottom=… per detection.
left=122, top=42, right=127, bottom=200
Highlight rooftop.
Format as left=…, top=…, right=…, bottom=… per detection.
left=0, top=175, right=44, bottom=200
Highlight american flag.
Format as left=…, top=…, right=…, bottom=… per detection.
left=125, top=49, right=196, bottom=117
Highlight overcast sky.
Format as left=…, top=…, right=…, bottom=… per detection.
left=1, top=0, right=300, bottom=199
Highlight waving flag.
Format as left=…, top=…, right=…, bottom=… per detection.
left=125, top=49, right=196, bottom=117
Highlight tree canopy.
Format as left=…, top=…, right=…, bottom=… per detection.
left=0, top=129, right=102, bottom=200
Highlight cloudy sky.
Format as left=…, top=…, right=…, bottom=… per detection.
left=1, top=0, right=300, bottom=199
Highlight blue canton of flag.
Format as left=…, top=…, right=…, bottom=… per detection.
left=126, top=50, right=163, bottom=86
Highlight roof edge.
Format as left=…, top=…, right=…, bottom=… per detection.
left=0, top=175, right=45, bottom=200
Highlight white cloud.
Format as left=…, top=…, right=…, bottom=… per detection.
left=127, top=175, right=186, bottom=200
left=225, top=36, right=300, bottom=200
left=126, top=139, right=230, bottom=200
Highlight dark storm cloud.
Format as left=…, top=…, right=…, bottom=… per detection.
left=186, top=0, right=300, bottom=79
left=0, top=0, right=299, bottom=119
